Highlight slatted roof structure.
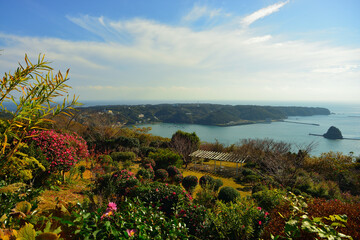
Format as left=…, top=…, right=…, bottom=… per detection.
left=189, top=150, right=247, bottom=174
left=189, top=150, right=243, bottom=163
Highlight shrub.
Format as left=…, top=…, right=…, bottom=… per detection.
left=130, top=182, right=191, bottom=216
left=207, top=198, right=268, bottom=239
left=141, top=158, right=156, bottom=168
left=111, top=151, right=136, bottom=162
left=199, top=175, right=215, bottom=189
left=218, top=186, right=240, bottom=203
left=73, top=198, right=189, bottom=239
left=195, top=187, right=217, bottom=209
left=243, top=174, right=261, bottom=183
left=252, top=183, right=267, bottom=194
left=176, top=203, right=208, bottom=238
left=252, top=188, right=286, bottom=212
left=139, top=146, right=156, bottom=157
left=182, top=175, right=198, bottom=193
left=27, top=130, right=89, bottom=176
left=149, top=148, right=182, bottom=169
left=173, top=174, right=183, bottom=185
left=155, top=169, right=168, bottom=181
left=166, top=165, right=181, bottom=177
left=213, top=179, right=223, bottom=192
left=136, top=168, right=154, bottom=181
left=98, top=155, right=113, bottom=165
left=94, top=169, right=139, bottom=200
left=114, top=136, right=140, bottom=149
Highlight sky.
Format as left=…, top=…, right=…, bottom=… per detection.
left=0, top=0, right=360, bottom=104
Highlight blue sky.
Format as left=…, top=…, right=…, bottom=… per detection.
left=1, top=0, right=359, bottom=103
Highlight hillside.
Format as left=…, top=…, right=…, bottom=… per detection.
left=78, top=103, right=330, bottom=126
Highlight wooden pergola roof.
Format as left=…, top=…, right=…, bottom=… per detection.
left=189, top=150, right=245, bottom=163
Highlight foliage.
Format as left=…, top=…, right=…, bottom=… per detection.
left=141, top=158, right=156, bottom=168
left=195, top=186, right=217, bottom=209
left=167, top=165, right=181, bottom=177
left=110, top=151, right=136, bottom=162
left=0, top=54, right=79, bottom=176
left=207, top=198, right=268, bottom=240
left=264, top=193, right=355, bottom=240
left=171, top=130, right=200, bottom=168
left=149, top=148, right=182, bottom=169
left=26, top=130, right=89, bottom=176
left=218, top=186, right=240, bottom=203
left=173, top=174, right=184, bottom=185
left=136, top=168, right=154, bottom=182
left=182, top=175, right=198, bottom=193
left=199, top=175, right=215, bottom=189
left=176, top=203, right=208, bottom=238
left=71, top=198, right=189, bottom=239
left=93, top=169, right=139, bottom=201
left=129, top=182, right=192, bottom=216
left=213, top=179, right=223, bottom=192
left=155, top=169, right=168, bottom=181
left=139, top=146, right=157, bottom=157
left=252, top=188, right=286, bottom=212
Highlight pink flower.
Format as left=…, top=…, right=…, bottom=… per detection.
left=107, top=202, right=117, bottom=211
left=172, top=192, right=176, bottom=195
left=156, top=188, right=159, bottom=192
left=265, top=212, right=269, bottom=217
left=126, top=229, right=136, bottom=237
left=258, top=221, right=262, bottom=225
left=257, top=207, right=262, bottom=211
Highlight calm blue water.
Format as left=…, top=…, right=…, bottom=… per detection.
left=139, top=103, right=360, bottom=157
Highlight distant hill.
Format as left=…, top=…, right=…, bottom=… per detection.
left=78, top=103, right=330, bottom=126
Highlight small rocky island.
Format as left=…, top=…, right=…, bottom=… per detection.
left=323, top=126, right=343, bottom=139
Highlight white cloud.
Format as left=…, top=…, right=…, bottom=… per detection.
left=1, top=2, right=360, bottom=103
left=241, top=0, right=290, bottom=27
left=182, top=5, right=227, bottom=22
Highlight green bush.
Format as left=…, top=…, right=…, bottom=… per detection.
left=136, top=168, right=154, bottom=181
left=114, top=136, right=140, bottom=149
left=182, top=175, right=198, bottom=193
left=129, top=182, right=191, bottom=216
left=252, top=183, right=267, bottom=194
left=149, top=148, right=182, bottom=169
left=155, top=169, right=168, bottom=181
left=199, top=175, right=215, bottom=189
left=252, top=188, right=286, bottom=212
left=166, top=165, right=181, bottom=177
left=139, top=146, right=157, bottom=157
left=174, top=174, right=183, bottom=185
left=243, top=174, right=261, bottom=183
left=98, top=155, right=113, bottom=164
left=213, top=179, right=223, bottom=192
left=207, top=198, right=268, bottom=240
left=73, top=198, right=189, bottom=239
left=218, top=186, right=240, bottom=203
left=111, top=151, right=136, bottom=162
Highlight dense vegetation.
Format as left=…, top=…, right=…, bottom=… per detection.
left=0, top=55, right=358, bottom=240
left=78, top=103, right=330, bottom=126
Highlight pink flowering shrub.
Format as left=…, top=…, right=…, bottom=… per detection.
left=27, top=130, right=89, bottom=174
left=101, top=202, right=117, bottom=220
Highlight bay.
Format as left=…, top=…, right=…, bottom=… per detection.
left=140, top=103, right=360, bottom=157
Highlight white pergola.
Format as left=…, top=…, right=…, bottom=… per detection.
left=189, top=150, right=247, bottom=174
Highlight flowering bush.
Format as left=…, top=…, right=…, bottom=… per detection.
left=94, top=169, right=139, bottom=200
left=73, top=198, right=189, bottom=239
left=155, top=169, right=168, bottom=181
left=130, top=182, right=192, bottom=216
left=174, top=173, right=184, bottom=185
left=27, top=130, right=89, bottom=174
left=167, top=165, right=180, bottom=177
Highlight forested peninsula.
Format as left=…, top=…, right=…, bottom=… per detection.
left=79, top=104, right=330, bottom=126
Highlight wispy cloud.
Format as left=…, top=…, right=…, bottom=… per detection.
left=1, top=1, right=360, bottom=102
left=182, top=5, right=229, bottom=22
left=241, top=0, right=290, bottom=27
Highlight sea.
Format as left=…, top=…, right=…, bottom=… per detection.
left=4, top=100, right=360, bottom=157
left=132, top=101, right=360, bottom=157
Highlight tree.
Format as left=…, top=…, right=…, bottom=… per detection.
left=171, top=130, right=200, bottom=168
left=0, top=54, right=80, bottom=179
